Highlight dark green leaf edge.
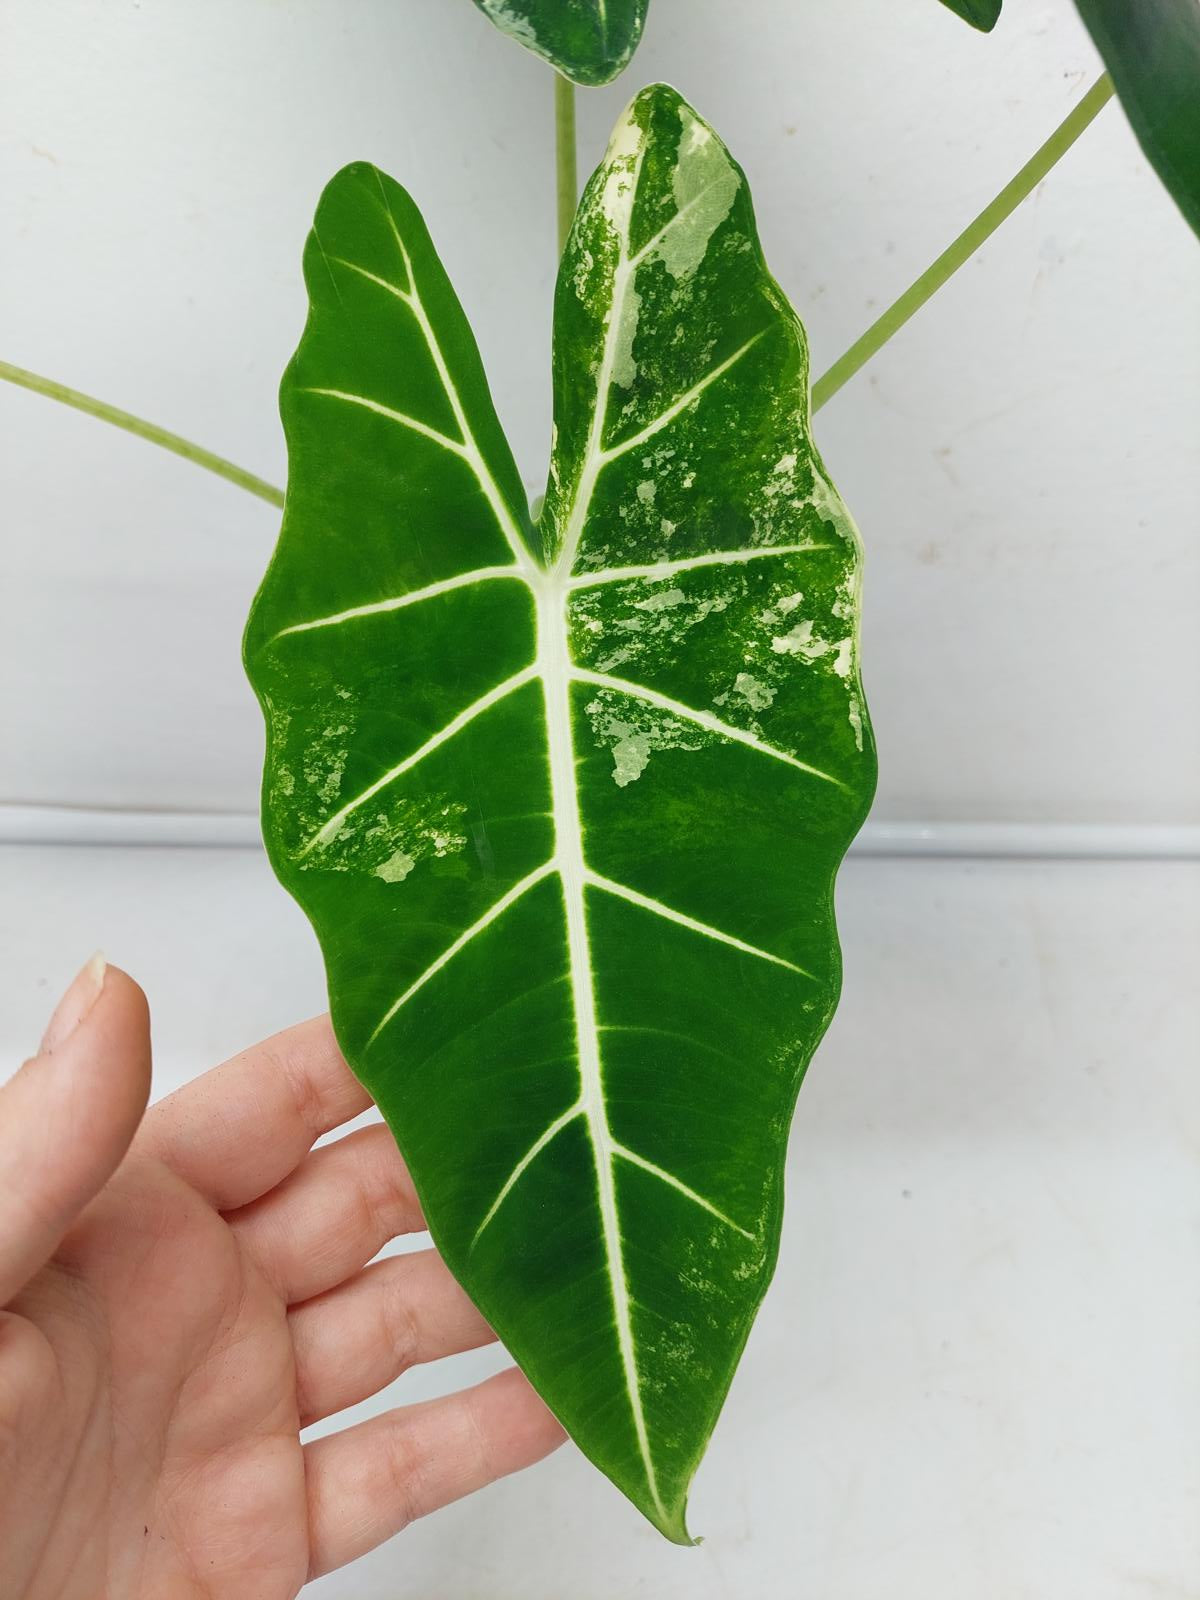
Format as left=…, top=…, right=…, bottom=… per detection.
left=1073, top=0, right=1200, bottom=238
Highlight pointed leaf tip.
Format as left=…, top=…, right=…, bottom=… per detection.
left=936, top=0, right=1003, bottom=29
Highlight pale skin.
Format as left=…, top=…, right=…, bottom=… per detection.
left=0, top=957, right=565, bottom=1598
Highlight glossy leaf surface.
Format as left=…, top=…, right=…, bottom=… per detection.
left=245, top=84, right=875, bottom=1541
left=470, top=0, right=647, bottom=85
left=1074, top=0, right=1200, bottom=238
left=935, top=0, right=1002, bottom=30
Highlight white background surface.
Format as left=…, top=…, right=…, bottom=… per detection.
left=2, top=0, right=1198, bottom=1594
left=2, top=0, right=1198, bottom=823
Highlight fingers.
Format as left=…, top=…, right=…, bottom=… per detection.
left=304, top=1366, right=566, bottom=1578
left=226, top=1123, right=423, bottom=1303
left=141, top=1014, right=371, bottom=1210
left=0, top=1311, right=63, bottom=1591
left=0, top=958, right=151, bottom=1303
left=291, top=1250, right=496, bottom=1426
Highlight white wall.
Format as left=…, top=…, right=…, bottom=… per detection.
left=1, top=0, right=1198, bottom=829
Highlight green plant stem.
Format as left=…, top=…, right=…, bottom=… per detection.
left=555, top=72, right=578, bottom=256
left=811, top=73, right=1115, bottom=414
left=0, top=359, right=285, bottom=508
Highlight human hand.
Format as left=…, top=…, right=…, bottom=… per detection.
left=0, top=958, right=564, bottom=1598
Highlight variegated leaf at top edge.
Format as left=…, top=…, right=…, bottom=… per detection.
left=471, top=0, right=648, bottom=86
left=935, top=0, right=1002, bottom=29
left=244, top=84, right=875, bottom=1543
left=1074, top=0, right=1200, bottom=240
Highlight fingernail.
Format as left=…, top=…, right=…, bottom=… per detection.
left=41, top=952, right=107, bottom=1054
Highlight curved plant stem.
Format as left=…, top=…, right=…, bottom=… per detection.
left=0, top=359, right=285, bottom=508
left=812, top=73, right=1115, bottom=414
left=555, top=72, right=578, bottom=256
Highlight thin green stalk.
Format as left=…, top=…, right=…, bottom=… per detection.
left=555, top=72, right=578, bottom=256
left=812, top=73, right=1115, bottom=414
left=0, top=359, right=285, bottom=508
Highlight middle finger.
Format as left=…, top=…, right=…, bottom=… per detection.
left=226, top=1123, right=423, bottom=1303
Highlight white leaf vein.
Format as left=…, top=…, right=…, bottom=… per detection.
left=299, top=666, right=535, bottom=857
left=469, top=1104, right=583, bottom=1248
left=373, top=181, right=535, bottom=574
left=568, top=540, right=828, bottom=590
left=300, top=387, right=466, bottom=457
left=272, top=541, right=830, bottom=644
left=366, top=860, right=556, bottom=1048
left=585, top=870, right=813, bottom=977
left=469, top=1104, right=755, bottom=1247
left=326, top=254, right=412, bottom=305
left=572, top=666, right=845, bottom=788
left=273, top=567, right=523, bottom=640
left=600, top=332, right=764, bottom=466
left=611, top=1141, right=755, bottom=1241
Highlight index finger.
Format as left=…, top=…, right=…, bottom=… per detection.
left=140, top=1015, right=372, bottom=1210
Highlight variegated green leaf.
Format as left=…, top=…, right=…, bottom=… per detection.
left=245, top=84, right=875, bottom=1541
left=1074, top=0, right=1200, bottom=239
left=470, top=0, right=648, bottom=86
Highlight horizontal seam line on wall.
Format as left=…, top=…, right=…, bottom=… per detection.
left=0, top=807, right=1197, bottom=861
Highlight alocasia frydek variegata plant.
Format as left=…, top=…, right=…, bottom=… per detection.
left=3, top=0, right=1197, bottom=1555
left=244, top=83, right=875, bottom=1541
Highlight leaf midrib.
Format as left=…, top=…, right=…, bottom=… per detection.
left=534, top=571, right=667, bottom=1519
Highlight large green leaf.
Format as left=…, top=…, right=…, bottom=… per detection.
left=1074, top=0, right=1200, bottom=238
left=936, top=0, right=1003, bottom=30
left=245, top=84, right=875, bottom=1541
left=470, top=0, right=648, bottom=85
